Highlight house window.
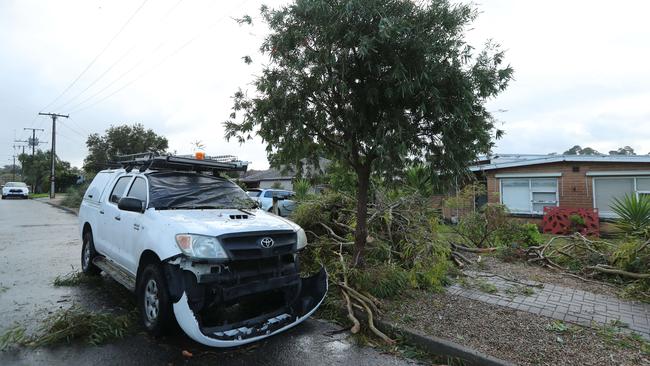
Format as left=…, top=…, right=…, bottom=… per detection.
left=500, top=178, right=558, bottom=214
left=594, top=177, right=650, bottom=217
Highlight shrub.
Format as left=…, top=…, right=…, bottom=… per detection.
left=293, top=179, right=311, bottom=201
left=611, top=194, right=650, bottom=238
left=496, top=244, right=527, bottom=262
left=502, top=222, right=543, bottom=247
left=612, top=240, right=650, bottom=274
left=61, top=182, right=90, bottom=208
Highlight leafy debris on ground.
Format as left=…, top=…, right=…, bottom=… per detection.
left=0, top=306, right=135, bottom=349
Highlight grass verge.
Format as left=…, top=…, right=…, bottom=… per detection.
left=28, top=193, right=49, bottom=199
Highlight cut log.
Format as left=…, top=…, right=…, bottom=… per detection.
left=450, top=243, right=497, bottom=253
left=585, top=266, right=650, bottom=279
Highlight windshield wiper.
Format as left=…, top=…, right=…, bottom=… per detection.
left=238, top=208, right=255, bottom=216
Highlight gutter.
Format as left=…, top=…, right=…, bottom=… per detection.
left=34, top=198, right=79, bottom=216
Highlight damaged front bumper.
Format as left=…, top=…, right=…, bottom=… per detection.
left=172, top=267, right=328, bottom=347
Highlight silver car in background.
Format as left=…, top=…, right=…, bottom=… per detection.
left=246, top=189, right=296, bottom=217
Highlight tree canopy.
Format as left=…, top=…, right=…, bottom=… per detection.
left=609, top=146, right=636, bottom=156
left=83, top=123, right=168, bottom=173
left=224, top=0, right=513, bottom=264
left=563, top=145, right=602, bottom=155
left=18, top=150, right=79, bottom=193
left=562, top=145, right=639, bottom=156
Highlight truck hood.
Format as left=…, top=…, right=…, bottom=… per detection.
left=152, top=209, right=298, bottom=236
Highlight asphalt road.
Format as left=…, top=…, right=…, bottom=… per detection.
left=0, top=198, right=417, bottom=366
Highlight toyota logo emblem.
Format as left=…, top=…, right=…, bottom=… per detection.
left=260, top=237, right=275, bottom=248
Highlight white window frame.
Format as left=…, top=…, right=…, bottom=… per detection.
left=499, top=177, right=559, bottom=215
left=592, top=176, right=650, bottom=218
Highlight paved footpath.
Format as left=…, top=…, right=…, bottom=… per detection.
left=448, top=271, right=650, bottom=340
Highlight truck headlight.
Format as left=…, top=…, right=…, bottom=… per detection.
left=296, top=228, right=308, bottom=250
left=175, top=234, right=228, bottom=260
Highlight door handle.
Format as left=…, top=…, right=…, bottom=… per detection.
left=114, top=216, right=121, bottom=221
left=99, top=210, right=104, bottom=214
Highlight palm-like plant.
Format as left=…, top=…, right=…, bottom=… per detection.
left=293, top=179, right=311, bottom=201
left=610, top=194, right=650, bottom=237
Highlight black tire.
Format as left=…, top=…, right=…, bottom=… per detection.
left=1, top=195, right=5, bottom=199
left=81, top=230, right=101, bottom=275
left=138, top=264, right=173, bottom=336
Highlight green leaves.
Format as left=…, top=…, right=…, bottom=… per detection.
left=611, top=194, right=650, bottom=237
left=83, top=123, right=168, bottom=173
left=223, top=0, right=513, bottom=261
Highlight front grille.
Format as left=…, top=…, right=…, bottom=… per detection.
left=9, top=189, right=22, bottom=193
left=219, top=231, right=296, bottom=260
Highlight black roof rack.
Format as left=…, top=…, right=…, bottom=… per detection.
left=115, top=152, right=248, bottom=173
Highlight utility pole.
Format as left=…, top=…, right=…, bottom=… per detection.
left=38, top=113, right=69, bottom=199
left=11, top=155, right=16, bottom=181
left=23, top=128, right=45, bottom=156
left=14, top=140, right=28, bottom=155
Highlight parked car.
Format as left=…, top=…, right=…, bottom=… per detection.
left=246, top=189, right=297, bottom=217
left=1, top=182, right=29, bottom=199
left=77, top=154, right=327, bottom=347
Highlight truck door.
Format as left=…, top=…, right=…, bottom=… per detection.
left=96, top=175, right=132, bottom=264
left=118, top=176, right=148, bottom=274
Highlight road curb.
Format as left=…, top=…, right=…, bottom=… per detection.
left=35, top=199, right=78, bottom=216
left=352, top=310, right=515, bottom=366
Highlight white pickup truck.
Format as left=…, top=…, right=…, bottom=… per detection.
left=77, top=154, right=327, bottom=347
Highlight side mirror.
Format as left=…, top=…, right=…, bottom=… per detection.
left=118, top=197, right=145, bottom=213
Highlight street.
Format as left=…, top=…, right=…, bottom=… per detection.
left=0, top=199, right=416, bottom=366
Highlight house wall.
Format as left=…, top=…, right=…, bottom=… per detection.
left=485, top=162, right=650, bottom=209
left=259, top=179, right=294, bottom=191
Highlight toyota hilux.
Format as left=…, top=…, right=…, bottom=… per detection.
left=77, top=153, right=327, bottom=347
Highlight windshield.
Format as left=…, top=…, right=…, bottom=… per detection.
left=5, top=182, right=27, bottom=187
left=247, top=190, right=261, bottom=197
left=147, top=172, right=256, bottom=210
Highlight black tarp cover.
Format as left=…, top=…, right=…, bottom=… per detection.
left=147, top=171, right=253, bottom=209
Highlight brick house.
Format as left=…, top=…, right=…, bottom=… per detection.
left=470, top=154, right=650, bottom=219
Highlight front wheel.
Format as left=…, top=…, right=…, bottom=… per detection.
left=81, top=231, right=101, bottom=275
left=138, top=264, right=173, bottom=336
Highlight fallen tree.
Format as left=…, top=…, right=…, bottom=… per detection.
left=294, top=190, right=450, bottom=344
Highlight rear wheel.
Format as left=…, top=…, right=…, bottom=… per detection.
left=1, top=195, right=5, bottom=199
left=138, top=264, right=173, bottom=336
left=81, top=231, right=101, bottom=275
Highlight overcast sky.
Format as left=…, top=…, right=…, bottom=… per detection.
left=1, top=0, right=649, bottom=170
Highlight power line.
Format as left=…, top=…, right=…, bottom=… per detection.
left=68, top=0, right=252, bottom=114
left=53, top=0, right=185, bottom=112
left=39, top=0, right=150, bottom=113
left=67, top=116, right=92, bottom=136
left=58, top=120, right=88, bottom=139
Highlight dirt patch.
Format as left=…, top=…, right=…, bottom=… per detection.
left=468, top=254, right=621, bottom=298
left=384, top=291, right=649, bottom=366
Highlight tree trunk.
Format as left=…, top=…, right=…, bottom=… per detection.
left=353, top=164, right=371, bottom=267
